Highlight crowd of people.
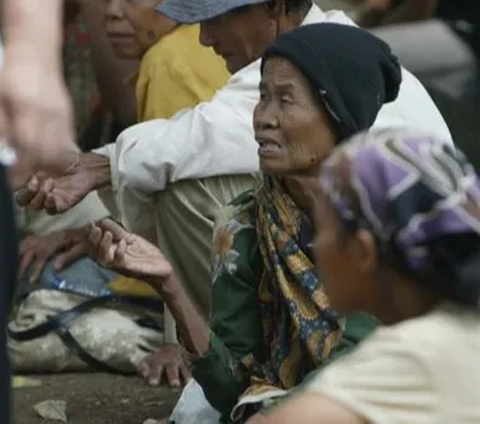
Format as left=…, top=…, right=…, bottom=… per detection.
left=2, top=0, right=480, bottom=423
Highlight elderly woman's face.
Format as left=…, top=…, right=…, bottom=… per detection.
left=253, top=57, right=337, bottom=176
left=104, top=0, right=162, bottom=59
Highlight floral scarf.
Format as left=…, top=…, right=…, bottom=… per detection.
left=240, top=176, right=342, bottom=399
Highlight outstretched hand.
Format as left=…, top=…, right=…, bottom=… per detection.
left=15, top=153, right=105, bottom=214
left=87, top=219, right=173, bottom=285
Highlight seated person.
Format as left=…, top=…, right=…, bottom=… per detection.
left=14, top=0, right=232, bottom=387
left=102, top=0, right=230, bottom=121
left=16, top=0, right=451, bottom=390
left=247, top=128, right=480, bottom=424
left=86, top=23, right=403, bottom=422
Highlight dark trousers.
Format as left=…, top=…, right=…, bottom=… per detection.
left=0, top=164, right=18, bottom=424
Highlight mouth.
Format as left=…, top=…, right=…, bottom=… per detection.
left=256, top=137, right=282, bottom=156
left=106, top=33, right=134, bottom=43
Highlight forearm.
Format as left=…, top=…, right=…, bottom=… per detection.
left=81, top=152, right=112, bottom=191
left=157, top=275, right=210, bottom=356
left=3, top=0, right=63, bottom=68
left=79, top=0, right=138, bottom=126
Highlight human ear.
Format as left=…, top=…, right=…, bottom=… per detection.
left=264, top=0, right=286, bottom=20
left=349, top=229, right=378, bottom=276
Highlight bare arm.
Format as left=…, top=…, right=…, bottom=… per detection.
left=79, top=0, right=138, bottom=127
left=3, top=0, right=63, bottom=69
left=157, top=276, right=210, bottom=356
left=1, top=0, right=78, bottom=182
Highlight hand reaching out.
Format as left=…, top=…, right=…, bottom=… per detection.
left=88, top=219, right=173, bottom=285
left=15, top=153, right=110, bottom=214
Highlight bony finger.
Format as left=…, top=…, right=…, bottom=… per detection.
left=137, top=360, right=150, bottom=379
left=99, top=231, right=115, bottom=265
left=179, top=365, right=192, bottom=386
left=30, top=190, right=47, bottom=211
left=88, top=225, right=102, bottom=258
left=18, top=251, right=35, bottom=279
left=15, top=183, right=37, bottom=206
left=27, top=175, right=39, bottom=191
left=166, top=364, right=181, bottom=389
left=148, top=365, right=162, bottom=387
left=115, top=239, right=127, bottom=263
left=30, top=257, right=48, bottom=283
left=45, top=193, right=60, bottom=215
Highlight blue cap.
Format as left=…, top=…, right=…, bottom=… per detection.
left=157, top=0, right=269, bottom=24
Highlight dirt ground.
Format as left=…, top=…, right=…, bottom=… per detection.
left=13, top=373, right=180, bottom=424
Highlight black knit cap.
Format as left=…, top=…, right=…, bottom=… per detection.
left=261, top=23, right=402, bottom=141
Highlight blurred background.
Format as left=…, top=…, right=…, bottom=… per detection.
left=315, top=0, right=480, bottom=169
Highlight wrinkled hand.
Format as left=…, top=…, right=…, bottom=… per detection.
left=88, top=219, right=173, bottom=284
left=138, top=344, right=191, bottom=388
left=0, top=61, right=78, bottom=184
left=19, top=227, right=90, bottom=283
left=15, top=153, right=99, bottom=214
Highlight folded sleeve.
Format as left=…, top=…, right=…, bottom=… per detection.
left=106, top=69, right=260, bottom=199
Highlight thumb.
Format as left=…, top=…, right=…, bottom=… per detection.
left=98, top=218, right=129, bottom=239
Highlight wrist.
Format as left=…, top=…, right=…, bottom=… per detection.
left=153, top=274, right=180, bottom=299
left=81, top=153, right=112, bottom=190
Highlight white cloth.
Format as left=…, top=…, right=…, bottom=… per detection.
left=94, top=5, right=452, bottom=234
left=307, top=304, right=480, bottom=424
left=169, top=379, right=221, bottom=424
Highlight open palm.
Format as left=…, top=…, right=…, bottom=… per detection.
left=89, top=219, right=173, bottom=283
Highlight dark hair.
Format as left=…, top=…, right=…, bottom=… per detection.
left=267, top=0, right=312, bottom=14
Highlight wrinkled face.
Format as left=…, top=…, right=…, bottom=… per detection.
left=253, top=57, right=337, bottom=176
left=104, top=0, right=162, bottom=59
left=199, top=5, right=277, bottom=74
left=313, top=189, right=378, bottom=312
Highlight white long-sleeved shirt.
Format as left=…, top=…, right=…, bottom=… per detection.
left=94, top=4, right=452, bottom=231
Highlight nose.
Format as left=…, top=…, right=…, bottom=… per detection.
left=199, top=22, right=216, bottom=48
left=254, top=99, right=278, bottom=131
left=105, top=0, right=123, bottom=19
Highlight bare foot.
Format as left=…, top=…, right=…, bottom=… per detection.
left=137, top=343, right=191, bottom=388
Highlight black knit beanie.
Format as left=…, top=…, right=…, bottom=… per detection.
left=261, top=23, right=402, bottom=141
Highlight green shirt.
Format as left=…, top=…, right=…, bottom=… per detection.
left=192, top=191, right=378, bottom=420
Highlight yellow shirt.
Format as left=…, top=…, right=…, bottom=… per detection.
left=135, top=24, right=230, bottom=122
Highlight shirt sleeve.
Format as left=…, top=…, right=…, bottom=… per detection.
left=93, top=64, right=260, bottom=200
left=192, top=212, right=264, bottom=418
left=305, top=329, right=437, bottom=424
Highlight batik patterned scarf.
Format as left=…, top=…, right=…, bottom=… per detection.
left=241, top=176, right=342, bottom=398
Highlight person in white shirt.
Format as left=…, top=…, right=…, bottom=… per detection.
left=16, top=0, right=452, bottom=388
left=247, top=128, right=480, bottom=424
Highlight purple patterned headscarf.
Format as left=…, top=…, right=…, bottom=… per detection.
left=319, top=128, right=480, bottom=305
